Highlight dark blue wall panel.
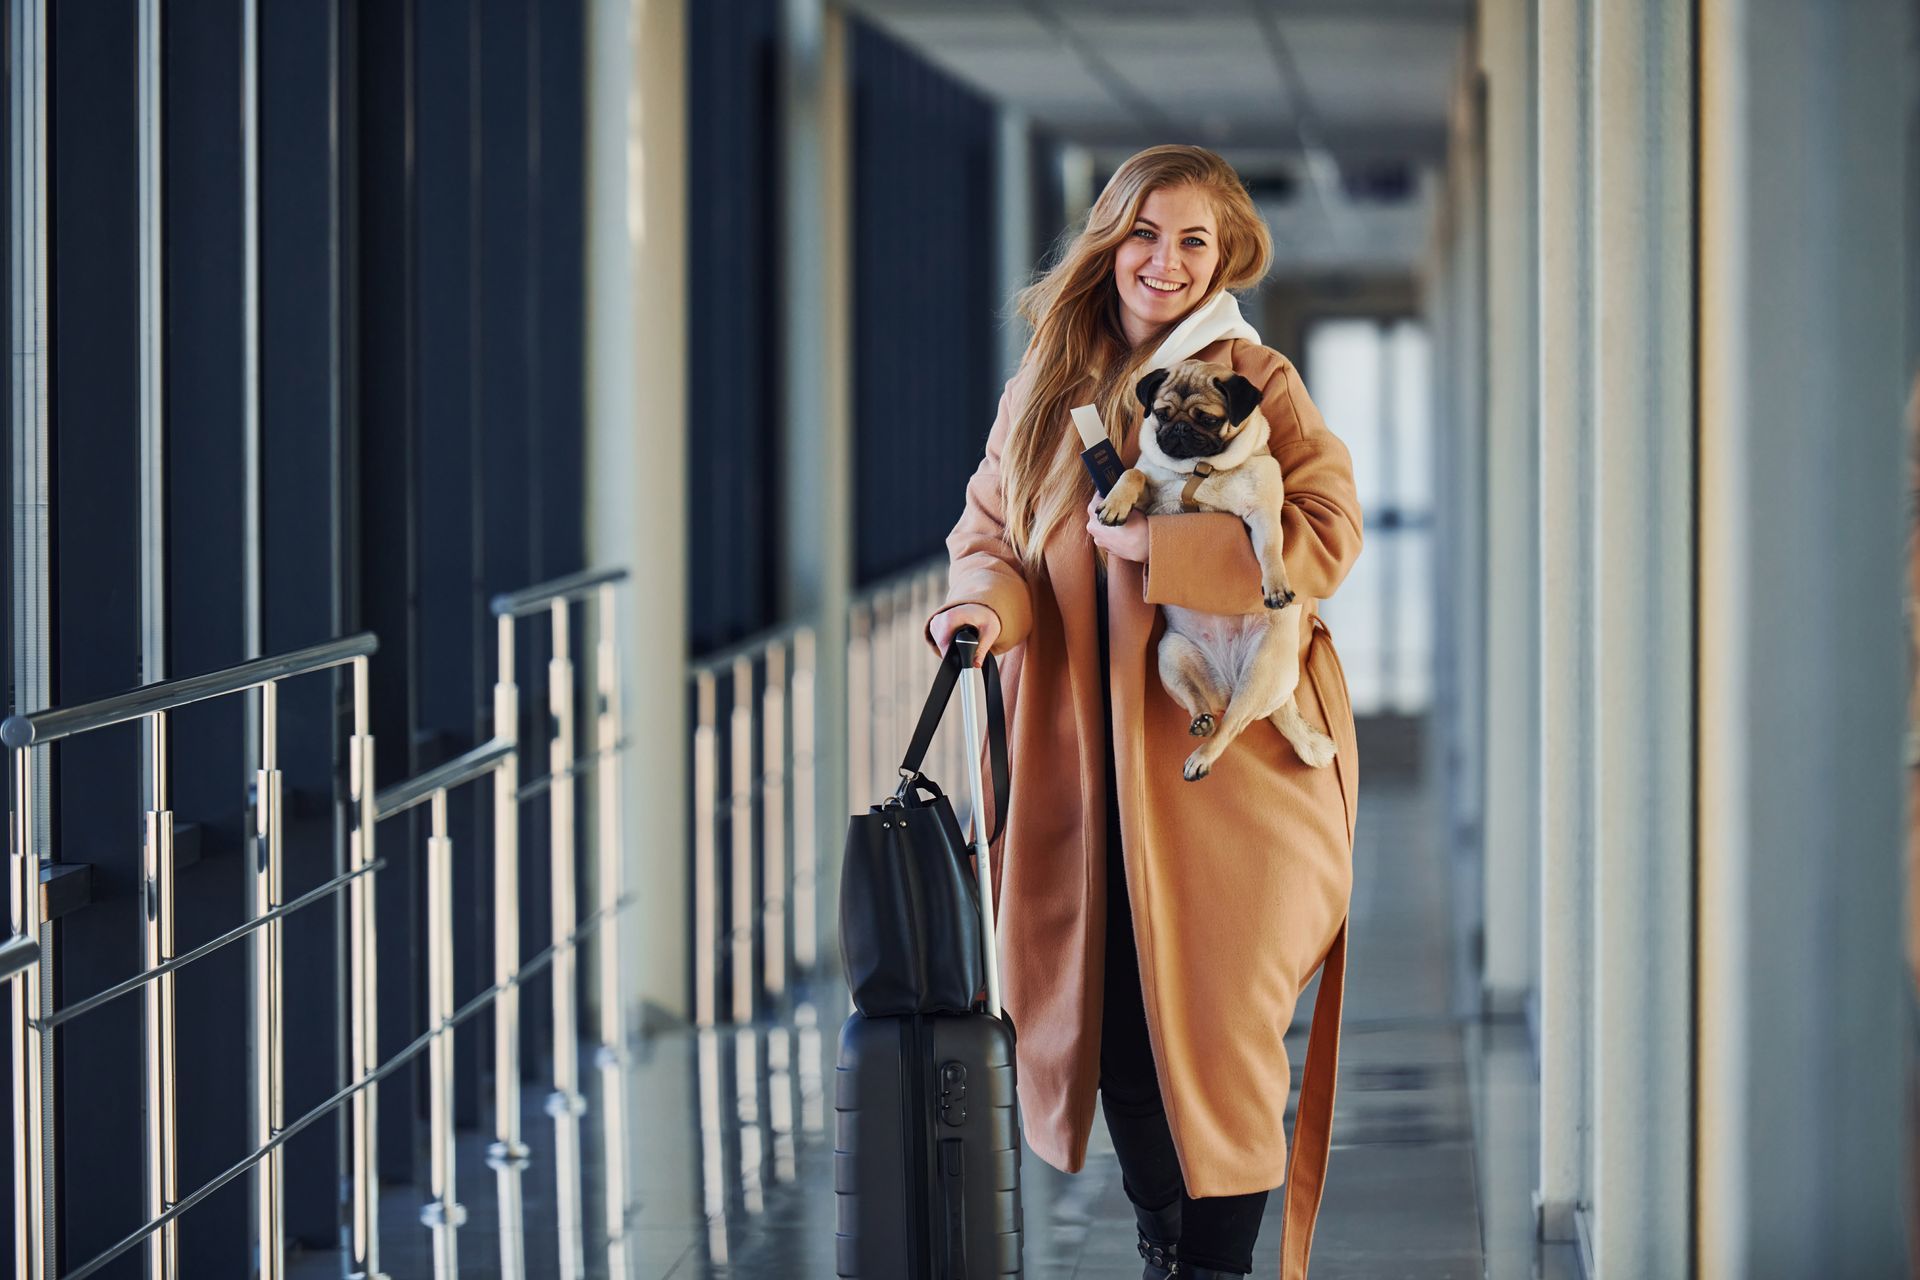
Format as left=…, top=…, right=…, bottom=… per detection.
left=687, top=0, right=783, bottom=655
left=7, top=0, right=590, bottom=1265
left=475, top=0, right=551, bottom=1097
left=349, top=0, right=425, bottom=1182
left=415, top=0, right=488, bottom=1128
left=850, top=18, right=999, bottom=588
left=51, top=4, right=145, bottom=1272
left=261, top=0, right=350, bottom=1248
left=165, top=0, right=254, bottom=1270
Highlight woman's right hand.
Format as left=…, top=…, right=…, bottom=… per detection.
left=929, top=604, right=1002, bottom=666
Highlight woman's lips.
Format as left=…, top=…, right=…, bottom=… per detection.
left=1139, top=275, right=1187, bottom=296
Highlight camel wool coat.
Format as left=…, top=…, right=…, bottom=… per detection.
left=920, top=335, right=1364, bottom=1261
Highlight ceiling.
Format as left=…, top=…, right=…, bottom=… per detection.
left=839, top=0, right=1468, bottom=173
left=839, top=0, right=1470, bottom=274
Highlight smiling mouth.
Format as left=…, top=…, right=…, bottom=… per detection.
left=1139, top=276, right=1186, bottom=295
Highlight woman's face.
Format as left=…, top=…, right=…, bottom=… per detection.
left=1111, top=183, right=1222, bottom=346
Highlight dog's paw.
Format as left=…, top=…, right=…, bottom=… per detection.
left=1263, top=585, right=1296, bottom=610
left=1095, top=495, right=1133, bottom=526
left=1295, top=730, right=1338, bottom=770
left=1189, top=713, right=1216, bottom=738
left=1182, top=752, right=1212, bottom=782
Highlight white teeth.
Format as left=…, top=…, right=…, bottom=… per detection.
left=1141, top=277, right=1184, bottom=293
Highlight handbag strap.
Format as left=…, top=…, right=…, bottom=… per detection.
left=897, top=627, right=1010, bottom=847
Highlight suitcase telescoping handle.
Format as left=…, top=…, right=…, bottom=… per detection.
left=950, top=624, right=1006, bottom=1021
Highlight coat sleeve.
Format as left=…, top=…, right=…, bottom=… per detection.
left=921, top=373, right=1037, bottom=660
left=1140, top=350, right=1364, bottom=614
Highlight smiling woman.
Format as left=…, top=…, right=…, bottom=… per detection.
left=922, top=144, right=1364, bottom=1280
left=1112, top=185, right=1224, bottom=350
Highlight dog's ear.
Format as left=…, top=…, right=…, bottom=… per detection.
left=1214, top=373, right=1262, bottom=425
left=1134, top=368, right=1171, bottom=414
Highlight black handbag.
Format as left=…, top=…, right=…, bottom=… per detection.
left=839, top=624, right=1010, bottom=1017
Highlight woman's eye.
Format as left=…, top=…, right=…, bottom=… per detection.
left=1133, top=228, right=1154, bottom=239
left=1185, top=237, right=1206, bottom=248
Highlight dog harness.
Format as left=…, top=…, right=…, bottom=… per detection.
left=1178, top=460, right=1215, bottom=512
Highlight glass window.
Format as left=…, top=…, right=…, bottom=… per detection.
left=1305, top=317, right=1434, bottom=716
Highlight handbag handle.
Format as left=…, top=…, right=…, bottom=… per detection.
left=896, top=624, right=1010, bottom=847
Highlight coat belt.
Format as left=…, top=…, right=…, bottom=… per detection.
left=1281, top=612, right=1353, bottom=1278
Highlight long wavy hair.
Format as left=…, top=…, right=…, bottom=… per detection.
left=1000, top=144, right=1273, bottom=574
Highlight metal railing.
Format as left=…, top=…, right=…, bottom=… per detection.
left=848, top=558, right=967, bottom=836
left=689, top=620, right=819, bottom=1028
left=688, top=555, right=974, bottom=1029
left=1, top=565, right=635, bottom=1280
left=2, top=634, right=380, bottom=1280
left=370, top=736, right=515, bottom=1279
left=489, top=566, right=632, bottom=1280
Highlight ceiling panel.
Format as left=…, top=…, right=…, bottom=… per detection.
left=842, top=0, right=1466, bottom=165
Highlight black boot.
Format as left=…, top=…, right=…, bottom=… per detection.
left=1177, top=1268, right=1247, bottom=1279
left=1133, top=1196, right=1181, bottom=1280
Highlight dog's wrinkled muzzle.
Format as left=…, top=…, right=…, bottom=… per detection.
left=1158, top=423, right=1223, bottom=459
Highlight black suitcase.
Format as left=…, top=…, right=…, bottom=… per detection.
left=834, top=626, right=1025, bottom=1277
left=833, top=1010, right=1022, bottom=1276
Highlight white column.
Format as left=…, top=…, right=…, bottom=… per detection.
left=1440, top=49, right=1487, bottom=1008
left=779, top=0, right=854, bottom=982
left=585, top=0, right=690, bottom=1024
left=1478, top=0, right=1539, bottom=1017
left=1060, top=143, right=1095, bottom=231
left=995, top=108, right=1034, bottom=384
left=1533, top=0, right=1592, bottom=1247
left=1586, top=0, right=1693, bottom=1271
left=1697, top=0, right=1909, bottom=1271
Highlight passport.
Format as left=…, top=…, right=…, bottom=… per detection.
left=1070, top=404, right=1125, bottom=497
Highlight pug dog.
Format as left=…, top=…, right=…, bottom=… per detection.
left=1094, top=358, right=1337, bottom=780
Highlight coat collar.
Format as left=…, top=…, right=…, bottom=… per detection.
left=1137, top=288, right=1262, bottom=373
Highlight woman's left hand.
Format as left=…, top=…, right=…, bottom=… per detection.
left=1086, top=495, right=1149, bottom=563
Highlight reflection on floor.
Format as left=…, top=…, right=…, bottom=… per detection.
left=292, top=717, right=1580, bottom=1278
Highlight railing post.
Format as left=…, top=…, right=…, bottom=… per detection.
left=251, top=682, right=285, bottom=1280
left=791, top=627, right=817, bottom=976
left=141, top=711, right=178, bottom=1280
left=486, top=613, right=530, bottom=1280
left=547, top=598, right=586, bottom=1280
left=593, top=584, right=631, bottom=1265
left=728, top=657, right=753, bottom=1023
left=10, top=746, right=47, bottom=1280
left=693, top=672, right=718, bottom=1029
left=761, top=642, right=786, bottom=1002
left=346, top=657, right=388, bottom=1280
left=420, top=788, right=465, bottom=1277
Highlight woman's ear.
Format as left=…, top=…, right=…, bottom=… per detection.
left=1215, top=373, right=1262, bottom=425
left=1134, top=368, right=1171, bottom=413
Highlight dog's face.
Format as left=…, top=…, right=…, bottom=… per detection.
left=1134, top=361, right=1263, bottom=460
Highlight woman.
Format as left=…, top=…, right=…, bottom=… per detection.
left=922, top=145, right=1363, bottom=1279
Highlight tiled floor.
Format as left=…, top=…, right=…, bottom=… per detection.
left=293, top=718, right=1569, bottom=1278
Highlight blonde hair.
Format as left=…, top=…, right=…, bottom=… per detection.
left=1001, top=144, right=1272, bottom=573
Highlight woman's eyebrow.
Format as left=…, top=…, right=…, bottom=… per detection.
left=1135, top=217, right=1212, bottom=235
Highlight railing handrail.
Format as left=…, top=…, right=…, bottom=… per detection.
left=0, top=933, right=37, bottom=985
left=852, top=549, right=947, bottom=606
left=689, top=616, right=811, bottom=675
left=373, top=737, right=514, bottom=821
left=0, top=632, right=379, bottom=749
left=59, top=891, right=640, bottom=1280
left=488, top=567, right=629, bottom=618
left=40, top=860, right=386, bottom=1033
left=3, top=563, right=635, bottom=1280
left=684, top=552, right=946, bottom=674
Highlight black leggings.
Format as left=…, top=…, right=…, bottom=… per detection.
left=1095, top=570, right=1271, bottom=1275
